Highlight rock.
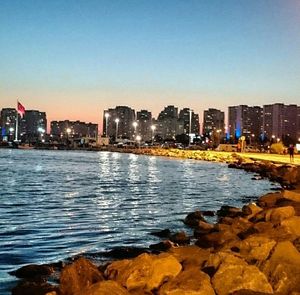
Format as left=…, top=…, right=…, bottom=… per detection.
left=81, top=280, right=130, bottom=295
left=184, top=211, right=206, bottom=228
left=11, top=281, right=58, bottom=295
left=242, top=203, right=263, bottom=218
left=196, top=230, right=238, bottom=250
left=170, top=231, right=190, bottom=245
left=282, top=190, right=300, bottom=203
left=275, top=199, right=300, bottom=216
left=150, top=229, right=171, bottom=238
left=13, top=264, right=54, bottom=280
left=262, top=241, right=300, bottom=294
left=168, top=245, right=210, bottom=270
left=105, top=253, right=182, bottom=292
left=59, top=257, right=104, bottom=295
left=257, top=192, right=283, bottom=208
left=217, top=205, right=243, bottom=218
left=236, top=235, right=276, bottom=263
left=265, top=206, right=295, bottom=223
left=212, top=261, right=273, bottom=295
left=103, top=247, right=149, bottom=259
left=159, top=268, right=215, bottom=295
left=281, top=216, right=300, bottom=236
left=202, top=210, right=215, bottom=217
left=149, top=240, right=175, bottom=252
left=194, top=221, right=215, bottom=237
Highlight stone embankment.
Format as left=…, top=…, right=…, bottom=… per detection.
left=11, top=189, right=300, bottom=295
left=10, top=149, right=300, bottom=295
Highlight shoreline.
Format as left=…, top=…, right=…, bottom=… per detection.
left=8, top=148, right=300, bottom=295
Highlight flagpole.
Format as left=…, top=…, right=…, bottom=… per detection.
left=15, top=101, right=18, bottom=142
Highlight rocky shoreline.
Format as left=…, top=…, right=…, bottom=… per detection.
left=9, top=150, right=300, bottom=295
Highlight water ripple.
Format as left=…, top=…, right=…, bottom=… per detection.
left=0, top=149, right=280, bottom=294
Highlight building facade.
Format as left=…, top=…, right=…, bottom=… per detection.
left=178, top=108, right=200, bottom=135
left=228, top=105, right=263, bottom=142
left=0, top=108, right=17, bottom=141
left=263, top=103, right=298, bottom=142
left=136, top=110, right=152, bottom=141
left=157, top=105, right=179, bottom=140
left=20, top=110, right=47, bottom=142
left=103, top=106, right=135, bottom=139
left=51, top=120, right=98, bottom=140
left=203, top=108, right=225, bottom=135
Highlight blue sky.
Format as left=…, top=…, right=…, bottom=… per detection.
left=1, top=0, right=300, bottom=127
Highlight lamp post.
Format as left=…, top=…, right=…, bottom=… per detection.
left=38, top=127, right=45, bottom=143
left=66, top=128, right=71, bottom=147
left=104, top=113, right=110, bottom=137
left=115, top=118, right=119, bottom=141
left=9, top=127, right=14, bottom=142
left=151, top=125, right=156, bottom=145
left=133, top=121, right=138, bottom=138
left=136, top=135, right=141, bottom=149
left=189, top=109, right=193, bottom=145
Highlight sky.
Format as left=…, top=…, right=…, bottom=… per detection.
left=1, top=0, right=300, bottom=131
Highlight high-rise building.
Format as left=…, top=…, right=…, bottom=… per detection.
left=50, top=120, right=98, bottom=140
left=178, top=108, right=200, bottom=135
left=203, top=108, right=225, bottom=135
left=157, top=105, right=179, bottom=140
left=136, top=110, right=152, bottom=141
left=0, top=108, right=17, bottom=140
left=228, top=105, right=263, bottom=141
left=20, top=110, right=47, bottom=142
left=103, top=106, right=135, bottom=139
left=263, top=103, right=298, bottom=141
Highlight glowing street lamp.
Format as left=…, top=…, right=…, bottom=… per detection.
left=189, top=109, right=193, bottom=144
left=151, top=125, right=156, bottom=145
left=136, top=135, right=141, bottom=148
left=38, top=127, right=45, bottom=142
left=104, top=113, right=110, bottom=137
left=115, top=118, right=119, bottom=140
left=133, top=121, right=138, bottom=137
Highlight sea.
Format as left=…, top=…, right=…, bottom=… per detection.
left=0, top=149, right=280, bottom=294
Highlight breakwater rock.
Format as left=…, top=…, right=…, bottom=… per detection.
left=11, top=189, right=300, bottom=295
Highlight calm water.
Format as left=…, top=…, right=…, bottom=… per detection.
left=0, top=149, right=279, bottom=293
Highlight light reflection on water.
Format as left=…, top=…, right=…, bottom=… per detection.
left=0, top=149, right=279, bottom=293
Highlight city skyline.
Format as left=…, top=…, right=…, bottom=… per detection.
left=1, top=1, right=300, bottom=128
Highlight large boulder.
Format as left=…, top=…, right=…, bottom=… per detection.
left=265, top=206, right=295, bottom=223
left=13, top=264, right=54, bottom=280
left=169, top=231, right=190, bottom=245
left=262, top=241, right=300, bottom=294
left=184, top=211, right=206, bottom=228
left=212, top=260, right=273, bottom=295
left=159, top=268, right=215, bottom=295
left=105, top=253, right=182, bottom=292
left=242, top=203, right=263, bottom=219
left=59, top=257, right=104, bottom=295
left=81, top=280, right=130, bottom=295
left=236, top=235, right=276, bottom=263
left=12, top=281, right=58, bottom=295
left=217, top=205, right=243, bottom=218
left=280, top=216, right=300, bottom=236
left=282, top=190, right=300, bottom=203
left=257, top=192, right=283, bottom=208
left=168, top=245, right=210, bottom=270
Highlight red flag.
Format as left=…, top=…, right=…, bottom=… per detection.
left=17, top=101, right=25, bottom=117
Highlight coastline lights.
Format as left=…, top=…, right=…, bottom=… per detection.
left=115, top=118, right=120, bottom=140
left=104, top=113, right=110, bottom=137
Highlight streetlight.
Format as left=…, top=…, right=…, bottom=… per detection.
left=104, top=113, right=110, bottom=137
left=38, top=127, right=45, bottom=143
left=66, top=128, right=71, bottom=147
left=9, top=127, right=14, bottom=142
left=115, top=118, right=119, bottom=141
left=189, top=109, right=193, bottom=144
left=136, top=135, right=141, bottom=148
left=151, top=125, right=156, bottom=145
left=133, top=122, right=138, bottom=137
